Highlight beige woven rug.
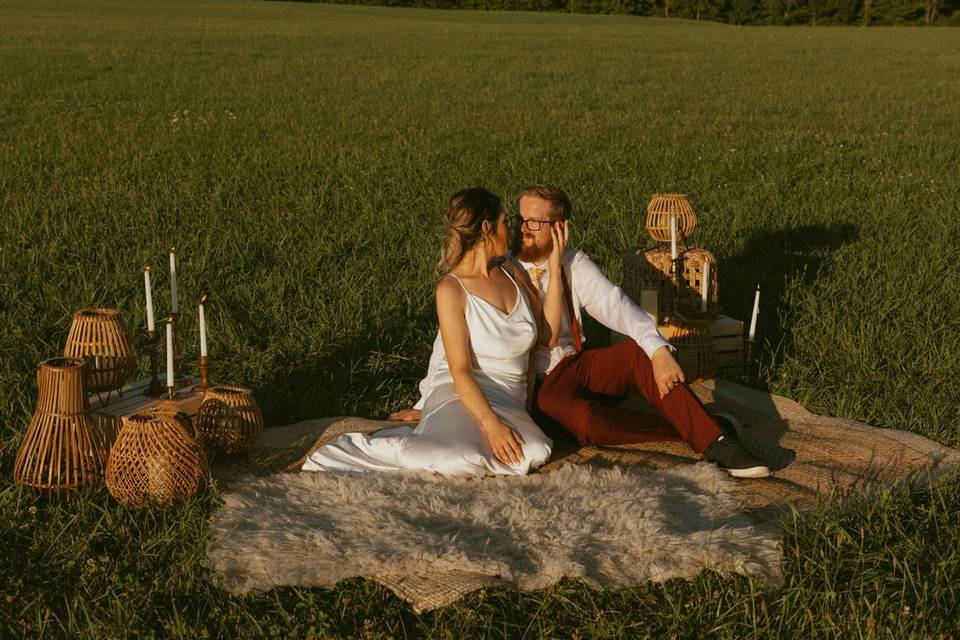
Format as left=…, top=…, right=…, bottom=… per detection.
left=207, top=379, right=960, bottom=612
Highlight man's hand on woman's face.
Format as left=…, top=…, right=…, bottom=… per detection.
left=548, top=220, right=569, bottom=270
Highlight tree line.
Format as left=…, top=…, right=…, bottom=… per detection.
left=294, top=0, right=959, bottom=25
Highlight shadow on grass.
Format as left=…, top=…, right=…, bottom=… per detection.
left=721, top=222, right=860, bottom=371
left=718, top=222, right=859, bottom=471
left=253, top=315, right=437, bottom=427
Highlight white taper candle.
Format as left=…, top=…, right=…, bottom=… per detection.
left=199, top=296, right=208, bottom=357
left=701, top=260, right=710, bottom=312
left=670, top=216, right=678, bottom=260
left=169, top=248, right=179, bottom=314
left=748, top=284, right=761, bottom=341
left=166, top=317, right=175, bottom=388
left=144, top=265, right=155, bottom=332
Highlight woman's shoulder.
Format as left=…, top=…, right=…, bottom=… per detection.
left=435, top=273, right=466, bottom=303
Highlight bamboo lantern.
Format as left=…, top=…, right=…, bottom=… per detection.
left=63, top=308, right=138, bottom=394
left=13, top=358, right=107, bottom=491
left=623, top=246, right=718, bottom=321
left=195, top=386, right=264, bottom=453
left=105, top=405, right=207, bottom=509
left=660, top=318, right=718, bottom=382
left=645, top=194, right=698, bottom=243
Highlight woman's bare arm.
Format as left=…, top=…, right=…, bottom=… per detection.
left=436, top=276, right=525, bottom=465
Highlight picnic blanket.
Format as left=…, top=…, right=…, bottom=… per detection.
left=205, top=379, right=960, bottom=612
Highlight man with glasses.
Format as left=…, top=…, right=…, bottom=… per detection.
left=392, top=184, right=769, bottom=478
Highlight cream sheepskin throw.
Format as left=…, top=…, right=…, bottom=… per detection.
left=206, top=462, right=781, bottom=596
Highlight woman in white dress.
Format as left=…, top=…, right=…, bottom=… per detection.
left=302, top=187, right=569, bottom=476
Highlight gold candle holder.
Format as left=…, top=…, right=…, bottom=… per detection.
left=143, top=329, right=164, bottom=397
left=745, top=337, right=757, bottom=370
left=671, top=253, right=687, bottom=290
left=169, top=312, right=185, bottom=381
left=195, top=355, right=211, bottom=393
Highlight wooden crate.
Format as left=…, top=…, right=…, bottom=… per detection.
left=660, top=315, right=743, bottom=371
left=612, top=314, right=743, bottom=373
left=90, top=377, right=204, bottom=446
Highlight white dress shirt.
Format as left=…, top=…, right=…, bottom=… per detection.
left=413, top=249, right=671, bottom=409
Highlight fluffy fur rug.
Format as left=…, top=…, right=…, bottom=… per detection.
left=206, top=462, right=781, bottom=596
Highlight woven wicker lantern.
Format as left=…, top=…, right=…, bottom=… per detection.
left=106, top=405, right=207, bottom=509
left=645, top=194, right=698, bottom=243
left=623, top=246, right=718, bottom=322
left=660, top=319, right=718, bottom=382
left=13, top=357, right=107, bottom=491
left=63, top=308, right=138, bottom=394
left=195, top=386, right=264, bottom=453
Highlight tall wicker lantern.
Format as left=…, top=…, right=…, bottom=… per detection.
left=645, top=194, right=698, bottom=243
left=13, top=358, right=107, bottom=491
left=195, top=386, right=264, bottom=453
left=106, top=405, right=207, bottom=509
left=63, top=308, right=138, bottom=394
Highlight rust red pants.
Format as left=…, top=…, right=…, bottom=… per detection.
left=535, top=339, right=722, bottom=453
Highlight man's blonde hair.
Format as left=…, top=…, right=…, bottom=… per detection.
left=518, top=184, right=574, bottom=221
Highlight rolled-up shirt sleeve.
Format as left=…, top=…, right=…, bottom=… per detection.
left=572, top=252, right=671, bottom=359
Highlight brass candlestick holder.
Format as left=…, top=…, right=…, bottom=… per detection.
left=169, top=312, right=185, bottom=380
left=671, top=253, right=687, bottom=290
left=143, top=329, right=164, bottom=397
left=195, top=355, right=211, bottom=393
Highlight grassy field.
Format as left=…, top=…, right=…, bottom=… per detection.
left=2, top=0, right=960, bottom=637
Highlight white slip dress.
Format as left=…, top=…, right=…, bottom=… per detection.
left=301, top=266, right=552, bottom=476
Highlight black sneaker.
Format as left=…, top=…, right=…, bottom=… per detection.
left=704, top=435, right=770, bottom=479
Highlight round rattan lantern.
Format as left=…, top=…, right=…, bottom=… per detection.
left=660, top=319, right=718, bottom=382
left=63, top=308, right=138, bottom=394
left=106, top=405, right=207, bottom=509
left=195, top=386, right=264, bottom=453
left=13, top=357, right=107, bottom=491
left=645, top=194, right=698, bottom=243
left=623, top=246, right=718, bottom=322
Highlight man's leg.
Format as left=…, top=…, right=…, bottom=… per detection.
left=536, top=351, right=684, bottom=446
left=538, top=340, right=721, bottom=452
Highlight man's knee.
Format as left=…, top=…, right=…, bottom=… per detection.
left=536, top=381, right=565, bottom=420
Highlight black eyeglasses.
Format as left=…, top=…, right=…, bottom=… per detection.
left=513, top=214, right=554, bottom=232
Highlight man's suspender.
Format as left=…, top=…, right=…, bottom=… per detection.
left=559, top=267, right=582, bottom=353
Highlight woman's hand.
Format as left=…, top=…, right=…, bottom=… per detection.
left=481, top=419, right=526, bottom=466
left=548, top=220, right=569, bottom=274
left=388, top=408, right=422, bottom=422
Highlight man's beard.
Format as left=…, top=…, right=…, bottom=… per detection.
left=513, top=235, right=551, bottom=264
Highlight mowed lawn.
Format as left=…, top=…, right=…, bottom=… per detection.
left=1, top=0, right=960, bottom=637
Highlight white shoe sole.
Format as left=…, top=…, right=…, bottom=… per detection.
left=727, top=465, right=771, bottom=479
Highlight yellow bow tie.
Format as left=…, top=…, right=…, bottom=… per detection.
left=526, top=267, right=546, bottom=289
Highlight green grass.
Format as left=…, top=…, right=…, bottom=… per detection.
left=1, top=0, right=959, bottom=636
